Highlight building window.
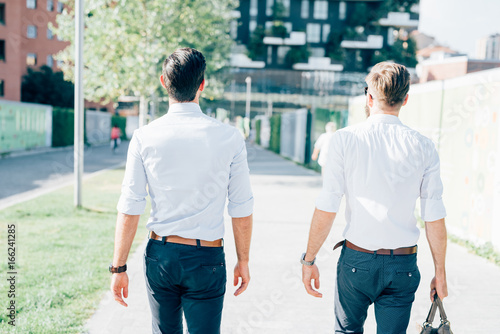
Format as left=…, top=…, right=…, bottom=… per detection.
left=0, top=79, right=4, bottom=97
left=306, top=23, right=321, bottom=43
left=322, top=24, right=330, bottom=43
left=277, top=46, right=290, bottom=65
left=301, top=0, right=309, bottom=19
left=0, top=40, right=4, bottom=62
left=339, top=1, right=346, bottom=20
left=47, top=27, right=53, bottom=39
left=27, top=53, right=37, bottom=66
left=27, top=25, right=37, bottom=38
left=311, top=47, right=325, bottom=57
left=27, top=0, right=36, bottom=9
left=47, top=55, right=53, bottom=67
left=47, top=0, right=54, bottom=11
left=267, top=46, right=273, bottom=64
left=249, top=20, right=257, bottom=33
left=250, top=0, right=258, bottom=17
left=282, top=0, right=290, bottom=17
left=0, top=4, right=5, bottom=25
left=313, top=1, right=328, bottom=20
left=266, top=0, right=274, bottom=16
left=57, top=1, right=63, bottom=13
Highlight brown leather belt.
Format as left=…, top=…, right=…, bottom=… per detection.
left=334, top=240, right=417, bottom=255
left=148, top=231, right=223, bottom=247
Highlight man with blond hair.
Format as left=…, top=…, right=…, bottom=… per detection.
left=301, top=62, right=448, bottom=333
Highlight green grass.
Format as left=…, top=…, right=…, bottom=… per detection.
left=0, top=168, right=148, bottom=333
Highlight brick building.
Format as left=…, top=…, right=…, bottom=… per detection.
left=0, top=0, right=68, bottom=101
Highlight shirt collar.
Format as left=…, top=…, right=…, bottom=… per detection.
left=366, top=114, right=402, bottom=125
left=167, top=102, right=202, bottom=114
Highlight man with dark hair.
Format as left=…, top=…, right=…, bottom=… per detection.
left=110, top=47, right=254, bottom=334
left=301, top=62, right=448, bottom=333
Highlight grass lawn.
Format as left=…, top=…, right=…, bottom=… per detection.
left=0, top=168, right=148, bottom=333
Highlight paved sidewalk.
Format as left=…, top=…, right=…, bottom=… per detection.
left=84, top=144, right=500, bottom=334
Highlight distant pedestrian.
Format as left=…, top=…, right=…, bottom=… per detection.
left=301, top=62, right=448, bottom=333
left=109, top=47, right=254, bottom=334
left=111, top=125, right=121, bottom=152
left=311, top=122, right=337, bottom=167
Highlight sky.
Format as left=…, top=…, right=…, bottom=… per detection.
left=419, top=0, right=500, bottom=57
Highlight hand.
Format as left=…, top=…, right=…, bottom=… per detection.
left=311, top=153, right=318, bottom=161
left=430, top=275, right=448, bottom=302
left=111, top=272, right=129, bottom=307
left=302, top=264, right=322, bottom=298
left=233, top=262, right=250, bottom=296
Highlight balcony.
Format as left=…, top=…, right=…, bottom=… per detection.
left=293, top=57, right=344, bottom=71
left=341, top=35, right=383, bottom=49
left=230, top=53, right=265, bottom=69
left=263, top=32, right=306, bottom=46
left=378, top=12, right=419, bottom=28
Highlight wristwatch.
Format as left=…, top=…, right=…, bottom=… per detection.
left=109, top=263, right=127, bottom=274
left=300, top=253, right=316, bottom=266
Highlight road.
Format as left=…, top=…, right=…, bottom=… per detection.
left=84, top=144, right=500, bottom=333
left=0, top=142, right=129, bottom=209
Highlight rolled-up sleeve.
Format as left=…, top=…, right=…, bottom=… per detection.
left=420, top=145, right=446, bottom=222
left=116, top=130, right=148, bottom=215
left=315, top=132, right=344, bottom=213
left=227, top=138, right=254, bottom=218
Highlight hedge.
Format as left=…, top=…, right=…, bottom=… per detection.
left=111, top=115, right=128, bottom=140
left=255, top=119, right=262, bottom=145
left=52, top=108, right=89, bottom=147
left=269, top=114, right=281, bottom=154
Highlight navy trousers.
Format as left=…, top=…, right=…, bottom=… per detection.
left=144, top=238, right=226, bottom=334
left=334, top=244, right=421, bottom=334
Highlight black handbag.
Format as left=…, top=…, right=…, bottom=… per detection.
left=418, top=295, right=453, bottom=334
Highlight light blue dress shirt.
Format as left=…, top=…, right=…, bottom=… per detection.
left=117, top=103, right=254, bottom=241
left=316, top=114, right=447, bottom=250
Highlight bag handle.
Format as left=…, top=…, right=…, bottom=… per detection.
left=424, top=293, right=449, bottom=326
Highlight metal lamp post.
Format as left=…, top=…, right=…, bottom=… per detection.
left=74, top=0, right=84, bottom=207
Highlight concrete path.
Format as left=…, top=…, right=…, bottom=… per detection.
left=0, top=142, right=128, bottom=210
left=84, top=144, right=500, bottom=334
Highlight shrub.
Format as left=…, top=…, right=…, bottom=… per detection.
left=269, top=114, right=281, bottom=154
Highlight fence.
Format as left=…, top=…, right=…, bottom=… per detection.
left=0, top=100, right=52, bottom=154
left=349, top=67, right=500, bottom=251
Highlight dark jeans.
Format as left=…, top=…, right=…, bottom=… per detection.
left=335, top=244, right=421, bottom=334
left=144, top=238, right=226, bottom=334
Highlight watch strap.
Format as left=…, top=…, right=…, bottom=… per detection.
left=109, top=263, right=127, bottom=273
left=300, top=253, right=315, bottom=266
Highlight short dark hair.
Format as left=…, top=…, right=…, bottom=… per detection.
left=162, top=47, right=206, bottom=102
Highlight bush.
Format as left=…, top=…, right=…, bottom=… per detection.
left=255, top=119, right=262, bottom=145
left=52, top=108, right=75, bottom=147
left=111, top=115, right=128, bottom=140
left=269, top=114, right=281, bottom=154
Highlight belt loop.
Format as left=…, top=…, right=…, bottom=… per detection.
left=221, top=238, right=224, bottom=249
left=162, top=236, right=166, bottom=244
left=390, top=249, right=394, bottom=258
left=196, top=239, right=201, bottom=249
left=373, top=250, right=377, bottom=259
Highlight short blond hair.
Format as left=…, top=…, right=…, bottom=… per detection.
left=365, top=62, right=410, bottom=107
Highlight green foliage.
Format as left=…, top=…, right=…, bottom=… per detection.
left=111, top=115, right=127, bottom=140
left=52, top=0, right=237, bottom=103
left=52, top=108, right=75, bottom=147
left=271, top=21, right=288, bottom=38
left=269, top=114, right=281, bottom=154
left=0, top=169, right=148, bottom=333
left=272, top=0, right=286, bottom=20
left=371, top=37, right=418, bottom=68
left=347, top=3, right=371, bottom=28
left=21, top=66, right=75, bottom=108
left=255, top=119, right=262, bottom=145
left=382, top=0, right=419, bottom=13
left=325, top=32, right=345, bottom=62
left=248, top=25, right=267, bottom=60
left=285, top=45, right=310, bottom=68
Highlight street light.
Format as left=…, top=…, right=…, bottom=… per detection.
left=245, top=76, right=251, bottom=120
left=74, top=0, right=84, bottom=208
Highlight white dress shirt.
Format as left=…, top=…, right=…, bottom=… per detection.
left=316, top=114, right=446, bottom=250
left=117, top=103, right=254, bottom=241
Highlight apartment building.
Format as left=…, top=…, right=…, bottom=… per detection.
left=0, top=0, right=68, bottom=101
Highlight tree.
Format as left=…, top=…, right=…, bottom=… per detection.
left=52, top=0, right=237, bottom=124
left=285, top=45, right=310, bottom=68
left=21, top=65, right=75, bottom=108
left=247, top=25, right=266, bottom=60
